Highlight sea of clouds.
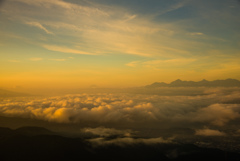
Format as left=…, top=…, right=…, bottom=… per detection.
left=1, top=87, right=240, bottom=137
left=1, top=87, right=240, bottom=150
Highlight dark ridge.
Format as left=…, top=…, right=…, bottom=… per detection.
left=0, top=126, right=56, bottom=137
left=15, top=126, right=55, bottom=136
left=0, top=127, right=13, bottom=136
left=146, top=79, right=240, bottom=88
left=0, top=126, right=240, bottom=161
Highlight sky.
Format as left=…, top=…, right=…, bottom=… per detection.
left=0, top=0, right=240, bottom=89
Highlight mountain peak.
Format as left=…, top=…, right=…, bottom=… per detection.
left=200, top=79, right=208, bottom=82
left=15, top=126, right=54, bottom=136
left=173, top=79, right=182, bottom=82
left=145, top=79, right=240, bottom=88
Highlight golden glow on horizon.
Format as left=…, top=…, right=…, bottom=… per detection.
left=0, top=0, right=240, bottom=89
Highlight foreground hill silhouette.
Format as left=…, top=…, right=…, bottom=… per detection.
left=0, top=126, right=240, bottom=161
left=146, top=79, right=240, bottom=88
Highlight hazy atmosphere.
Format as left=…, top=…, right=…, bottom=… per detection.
left=1, top=0, right=240, bottom=160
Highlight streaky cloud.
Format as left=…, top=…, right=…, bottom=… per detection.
left=43, top=45, right=96, bottom=55
left=25, top=21, right=53, bottom=35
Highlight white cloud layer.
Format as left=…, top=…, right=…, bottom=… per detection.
left=195, top=128, right=226, bottom=136
left=82, top=127, right=133, bottom=137
left=0, top=87, right=240, bottom=129
left=89, top=136, right=173, bottom=147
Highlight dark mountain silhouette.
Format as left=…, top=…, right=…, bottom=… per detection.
left=0, top=126, right=240, bottom=161
left=0, top=126, right=55, bottom=137
left=146, top=79, right=240, bottom=88
left=14, top=126, right=55, bottom=136
left=0, top=127, right=13, bottom=136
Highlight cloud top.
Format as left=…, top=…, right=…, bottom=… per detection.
left=82, top=127, right=133, bottom=137
left=195, top=128, right=226, bottom=136
left=0, top=88, right=240, bottom=129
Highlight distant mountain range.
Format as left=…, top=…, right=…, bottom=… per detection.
left=146, top=79, right=240, bottom=88
left=0, top=126, right=55, bottom=137
left=0, top=89, right=31, bottom=97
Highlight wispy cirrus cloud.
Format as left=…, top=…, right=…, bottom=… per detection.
left=2, top=0, right=196, bottom=57
left=125, top=61, right=139, bottom=67
left=25, top=21, right=53, bottom=35
left=29, top=57, right=72, bottom=62
left=1, top=0, right=240, bottom=85
left=15, top=0, right=109, bottom=16
left=42, top=45, right=95, bottom=55
left=155, top=0, right=189, bottom=16
left=126, top=58, right=196, bottom=68
left=143, top=58, right=196, bottom=65
left=2, top=0, right=239, bottom=58
left=189, top=32, right=204, bottom=36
